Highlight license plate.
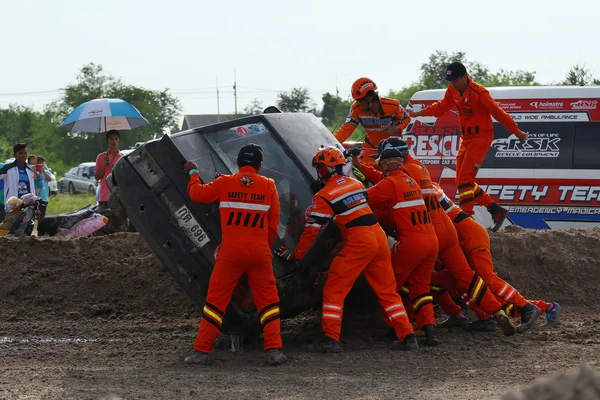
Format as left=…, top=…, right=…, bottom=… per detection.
left=175, top=205, right=210, bottom=249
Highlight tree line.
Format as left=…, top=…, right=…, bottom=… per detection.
left=1, top=51, right=598, bottom=175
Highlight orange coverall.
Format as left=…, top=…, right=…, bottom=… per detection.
left=419, top=79, right=522, bottom=214
left=293, top=175, right=414, bottom=342
left=434, top=183, right=552, bottom=317
left=366, top=169, right=439, bottom=329
left=188, top=166, right=282, bottom=353
left=360, top=159, right=505, bottom=316
left=334, top=98, right=411, bottom=165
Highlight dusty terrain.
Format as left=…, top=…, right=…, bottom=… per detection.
left=1, top=228, right=600, bottom=400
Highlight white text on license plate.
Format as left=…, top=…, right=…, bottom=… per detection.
left=175, top=205, right=210, bottom=249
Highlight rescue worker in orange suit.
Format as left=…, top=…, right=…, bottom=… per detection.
left=407, top=62, right=529, bottom=231
left=183, top=144, right=286, bottom=366
left=364, top=147, right=441, bottom=346
left=273, top=146, right=418, bottom=352
left=432, top=183, right=561, bottom=332
left=353, top=137, right=517, bottom=336
left=334, top=77, right=411, bottom=165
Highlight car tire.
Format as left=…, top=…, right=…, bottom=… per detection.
left=88, top=185, right=96, bottom=195
left=68, top=182, right=75, bottom=195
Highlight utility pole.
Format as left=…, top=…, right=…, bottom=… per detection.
left=216, top=76, right=221, bottom=122
left=233, top=69, right=238, bottom=116
left=336, top=74, right=339, bottom=98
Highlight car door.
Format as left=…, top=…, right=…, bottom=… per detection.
left=76, top=167, right=86, bottom=192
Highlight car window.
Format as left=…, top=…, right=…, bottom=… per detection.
left=68, top=167, right=77, bottom=175
left=88, top=167, right=95, bottom=176
left=202, top=122, right=314, bottom=247
left=77, top=167, right=84, bottom=176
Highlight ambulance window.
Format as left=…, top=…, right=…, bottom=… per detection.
left=573, top=124, right=600, bottom=169
left=203, top=123, right=316, bottom=246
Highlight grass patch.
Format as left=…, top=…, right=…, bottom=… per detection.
left=46, top=193, right=96, bottom=216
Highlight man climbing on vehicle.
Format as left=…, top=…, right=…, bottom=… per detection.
left=274, top=146, right=418, bottom=352
left=407, top=62, right=529, bottom=231
left=334, top=77, right=411, bottom=165
left=183, top=144, right=286, bottom=366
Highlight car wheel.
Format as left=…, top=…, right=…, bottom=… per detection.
left=68, top=182, right=75, bottom=195
left=88, top=185, right=96, bottom=195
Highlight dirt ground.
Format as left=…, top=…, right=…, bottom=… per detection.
left=1, top=228, right=600, bottom=400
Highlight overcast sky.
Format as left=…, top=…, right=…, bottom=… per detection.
left=2, top=0, right=599, bottom=118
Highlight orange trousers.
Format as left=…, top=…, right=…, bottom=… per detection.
left=193, top=244, right=282, bottom=353
left=433, top=270, right=551, bottom=321
left=392, top=233, right=439, bottom=328
left=456, top=135, right=494, bottom=214
left=322, top=225, right=414, bottom=342
left=432, top=215, right=504, bottom=315
left=463, top=240, right=528, bottom=309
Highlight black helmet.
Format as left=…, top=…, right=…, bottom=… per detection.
left=237, top=143, right=263, bottom=167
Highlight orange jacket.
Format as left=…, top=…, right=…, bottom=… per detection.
left=366, top=169, right=436, bottom=241
left=187, top=166, right=280, bottom=247
left=293, top=175, right=377, bottom=260
left=420, top=78, right=520, bottom=138
left=334, top=97, right=411, bottom=149
left=401, top=155, right=446, bottom=218
left=433, top=183, right=489, bottom=250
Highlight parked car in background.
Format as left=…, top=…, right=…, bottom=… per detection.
left=47, top=168, right=58, bottom=196
left=58, top=162, right=98, bottom=195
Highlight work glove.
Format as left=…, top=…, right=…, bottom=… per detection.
left=343, top=146, right=362, bottom=158
left=273, top=245, right=295, bottom=262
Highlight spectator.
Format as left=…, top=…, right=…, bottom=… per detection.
left=0, top=160, right=4, bottom=222
left=34, top=156, right=54, bottom=220
left=27, top=155, right=40, bottom=180
left=94, top=130, right=123, bottom=210
left=0, top=143, right=36, bottom=206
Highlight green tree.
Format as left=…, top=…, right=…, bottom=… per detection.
left=46, top=63, right=182, bottom=166
left=388, top=50, right=539, bottom=107
left=243, top=98, right=264, bottom=115
left=277, top=87, right=316, bottom=113
left=561, top=64, right=600, bottom=86
left=483, top=69, right=539, bottom=87
left=321, top=92, right=352, bottom=129
left=418, top=50, right=491, bottom=90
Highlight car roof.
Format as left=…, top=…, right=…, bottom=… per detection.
left=79, top=162, right=96, bottom=167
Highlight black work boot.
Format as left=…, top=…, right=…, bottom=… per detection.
left=438, top=315, right=469, bottom=329
left=307, top=336, right=342, bottom=353
left=516, top=302, right=542, bottom=333
left=422, top=324, right=441, bottom=346
left=184, top=350, right=213, bottom=365
left=266, top=349, right=287, bottom=366
left=462, top=318, right=497, bottom=333
left=488, top=202, right=508, bottom=232
left=392, top=334, right=419, bottom=351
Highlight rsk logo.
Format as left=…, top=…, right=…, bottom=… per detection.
left=492, top=136, right=561, bottom=158
left=570, top=100, right=598, bottom=110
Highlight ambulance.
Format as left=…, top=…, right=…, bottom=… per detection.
left=406, top=86, right=600, bottom=230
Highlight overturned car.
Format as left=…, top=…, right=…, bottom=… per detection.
left=112, top=113, right=361, bottom=333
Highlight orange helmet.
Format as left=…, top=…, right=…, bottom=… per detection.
left=351, top=77, right=378, bottom=100
left=312, top=146, right=346, bottom=168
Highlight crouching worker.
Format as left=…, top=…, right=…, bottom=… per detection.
left=274, top=146, right=417, bottom=352
left=183, top=144, right=286, bottom=366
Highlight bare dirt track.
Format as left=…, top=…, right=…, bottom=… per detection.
left=1, top=228, right=600, bottom=400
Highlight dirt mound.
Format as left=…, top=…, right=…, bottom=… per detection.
left=502, top=364, right=600, bottom=400
left=490, top=226, right=600, bottom=310
left=0, top=233, right=198, bottom=322
left=1, top=227, right=600, bottom=323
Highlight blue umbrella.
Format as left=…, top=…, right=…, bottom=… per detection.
left=61, top=98, right=149, bottom=133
